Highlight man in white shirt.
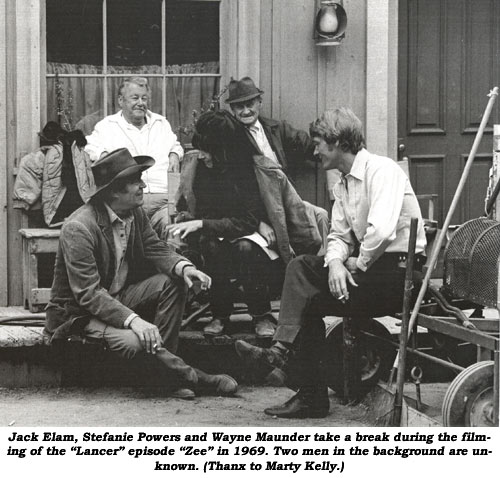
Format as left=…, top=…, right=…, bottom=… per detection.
left=85, top=77, right=183, bottom=235
left=235, top=107, right=427, bottom=418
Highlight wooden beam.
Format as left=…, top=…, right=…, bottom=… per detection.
left=0, top=0, right=8, bottom=305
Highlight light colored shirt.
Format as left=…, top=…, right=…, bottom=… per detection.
left=85, top=111, right=184, bottom=194
left=104, top=203, right=134, bottom=297
left=324, top=148, right=427, bottom=272
left=248, top=120, right=279, bottom=164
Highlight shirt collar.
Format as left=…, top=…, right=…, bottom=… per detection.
left=346, top=148, right=369, bottom=181
left=118, top=110, right=151, bottom=129
left=248, top=119, right=263, bottom=134
left=104, top=203, right=133, bottom=225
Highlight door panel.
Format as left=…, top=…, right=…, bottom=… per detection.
left=398, top=0, right=500, bottom=225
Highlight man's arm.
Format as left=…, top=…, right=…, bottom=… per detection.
left=60, top=221, right=134, bottom=327
left=356, top=162, right=407, bottom=271
left=85, top=120, right=109, bottom=162
left=279, top=120, right=315, bottom=164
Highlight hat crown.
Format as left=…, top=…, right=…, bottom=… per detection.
left=92, top=148, right=138, bottom=188
left=89, top=148, right=154, bottom=199
left=225, top=76, right=263, bottom=104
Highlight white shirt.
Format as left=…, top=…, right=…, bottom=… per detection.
left=85, top=111, right=184, bottom=194
left=248, top=120, right=279, bottom=164
left=325, top=149, right=427, bottom=272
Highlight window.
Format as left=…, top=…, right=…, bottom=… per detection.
left=45, top=0, right=221, bottom=144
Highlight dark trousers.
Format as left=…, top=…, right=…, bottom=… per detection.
left=275, top=255, right=410, bottom=387
left=200, top=238, right=285, bottom=319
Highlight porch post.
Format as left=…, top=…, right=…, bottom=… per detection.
left=365, top=0, right=398, bottom=159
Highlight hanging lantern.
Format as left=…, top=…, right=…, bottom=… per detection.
left=314, top=1, right=347, bottom=46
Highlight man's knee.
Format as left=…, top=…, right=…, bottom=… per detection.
left=104, top=328, right=143, bottom=360
left=233, top=239, right=256, bottom=257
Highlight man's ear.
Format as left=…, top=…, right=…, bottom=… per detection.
left=118, top=95, right=124, bottom=108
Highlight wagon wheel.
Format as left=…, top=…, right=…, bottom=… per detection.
left=442, top=361, right=495, bottom=427
left=324, top=318, right=394, bottom=395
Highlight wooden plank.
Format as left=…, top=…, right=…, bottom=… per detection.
left=0, top=0, right=8, bottom=306
left=19, top=228, right=61, bottom=239
left=0, top=326, right=47, bottom=347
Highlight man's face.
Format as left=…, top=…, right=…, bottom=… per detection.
left=112, top=173, right=146, bottom=212
left=119, top=83, right=149, bottom=125
left=313, top=137, right=341, bottom=171
left=230, top=97, right=262, bottom=126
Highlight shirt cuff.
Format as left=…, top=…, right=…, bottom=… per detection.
left=123, top=313, right=139, bottom=329
left=174, top=260, right=195, bottom=277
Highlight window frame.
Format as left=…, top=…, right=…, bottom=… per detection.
left=42, top=0, right=223, bottom=124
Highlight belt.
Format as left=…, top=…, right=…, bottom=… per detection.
left=372, top=252, right=426, bottom=271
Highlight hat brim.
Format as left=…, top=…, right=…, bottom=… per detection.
left=225, top=90, right=263, bottom=104
left=89, top=156, right=154, bottom=199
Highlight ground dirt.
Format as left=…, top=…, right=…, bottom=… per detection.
left=0, top=383, right=447, bottom=428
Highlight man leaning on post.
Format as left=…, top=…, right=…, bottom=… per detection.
left=45, top=148, right=238, bottom=399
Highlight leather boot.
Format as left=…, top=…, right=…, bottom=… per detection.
left=264, top=386, right=329, bottom=418
left=235, top=340, right=289, bottom=369
left=195, top=369, right=238, bottom=396
left=156, top=347, right=198, bottom=386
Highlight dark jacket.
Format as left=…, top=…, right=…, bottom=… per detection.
left=253, top=155, right=322, bottom=263
left=189, top=110, right=315, bottom=238
left=194, top=110, right=315, bottom=174
left=45, top=201, right=186, bottom=340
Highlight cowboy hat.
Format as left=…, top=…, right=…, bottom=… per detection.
left=90, top=148, right=154, bottom=198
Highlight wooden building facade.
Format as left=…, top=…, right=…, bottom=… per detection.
left=1, top=0, right=498, bottom=306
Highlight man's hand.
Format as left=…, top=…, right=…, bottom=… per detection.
left=165, top=219, right=203, bottom=240
left=168, top=152, right=180, bottom=172
left=258, top=221, right=276, bottom=247
left=328, top=258, right=358, bottom=301
left=345, top=257, right=359, bottom=274
left=182, top=266, right=212, bottom=291
left=129, top=316, right=163, bottom=354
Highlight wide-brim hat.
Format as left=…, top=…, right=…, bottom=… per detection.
left=225, top=76, right=264, bottom=104
left=90, top=148, right=154, bottom=198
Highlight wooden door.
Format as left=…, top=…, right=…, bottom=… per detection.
left=398, top=0, right=500, bottom=225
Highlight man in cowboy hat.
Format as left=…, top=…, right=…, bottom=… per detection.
left=171, top=76, right=329, bottom=339
left=45, top=148, right=238, bottom=399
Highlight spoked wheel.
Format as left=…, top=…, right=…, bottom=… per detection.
left=324, top=318, right=394, bottom=395
left=442, top=361, right=495, bottom=427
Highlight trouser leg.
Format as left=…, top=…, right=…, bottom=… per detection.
left=118, top=273, right=187, bottom=353
left=232, top=239, right=281, bottom=317
left=200, top=238, right=234, bottom=320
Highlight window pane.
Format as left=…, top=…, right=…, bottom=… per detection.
left=107, top=0, right=162, bottom=70
left=166, top=1, right=220, bottom=66
left=46, top=0, right=103, bottom=68
left=46, top=77, right=104, bottom=135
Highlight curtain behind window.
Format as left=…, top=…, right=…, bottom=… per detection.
left=46, top=61, right=220, bottom=143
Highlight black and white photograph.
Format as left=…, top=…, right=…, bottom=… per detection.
left=0, top=0, right=499, bottom=476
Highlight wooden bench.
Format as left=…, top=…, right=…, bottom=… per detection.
left=19, top=228, right=60, bottom=312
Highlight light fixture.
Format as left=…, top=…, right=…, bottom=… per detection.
left=314, top=0, right=347, bottom=46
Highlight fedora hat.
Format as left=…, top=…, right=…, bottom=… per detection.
left=90, top=148, right=154, bottom=198
left=225, top=76, right=264, bottom=104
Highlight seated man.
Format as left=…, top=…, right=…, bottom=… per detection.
left=235, top=107, right=427, bottom=418
left=169, top=77, right=329, bottom=338
left=85, top=77, right=183, bottom=234
left=45, top=148, right=237, bottom=399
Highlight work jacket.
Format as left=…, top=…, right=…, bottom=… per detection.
left=13, top=143, right=95, bottom=226
left=45, top=201, right=186, bottom=340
